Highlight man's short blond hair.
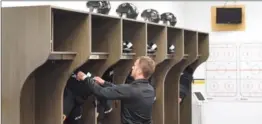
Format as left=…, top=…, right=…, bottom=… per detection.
left=137, top=56, right=156, bottom=79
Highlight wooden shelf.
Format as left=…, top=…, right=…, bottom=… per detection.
left=89, top=52, right=109, bottom=60
left=183, top=54, right=189, bottom=59
left=121, top=53, right=136, bottom=60
left=48, top=51, right=77, bottom=60
left=148, top=53, right=156, bottom=57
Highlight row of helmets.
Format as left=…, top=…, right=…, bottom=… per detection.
left=86, top=1, right=177, bottom=26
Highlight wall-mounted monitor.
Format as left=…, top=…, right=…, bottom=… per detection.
left=216, top=7, right=242, bottom=24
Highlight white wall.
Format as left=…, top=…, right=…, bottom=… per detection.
left=184, top=1, right=262, bottom=124
left=2, top=1, right=185, bottom=27
left=184, top=1, right=262, bottom=79
left=184, top=1, right=262, bottom=43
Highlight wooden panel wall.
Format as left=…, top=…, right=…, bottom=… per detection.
left=2, top=5, right=209, bottom=124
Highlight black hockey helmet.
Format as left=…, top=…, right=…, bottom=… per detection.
left=116, top=3, right=139, bottom=19
left=160, top=12, right=177, bottom=26
left=141, top=9, right=160, bottom=23
left=86, top=1, right=111, bottom=15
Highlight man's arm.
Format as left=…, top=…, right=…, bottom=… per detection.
left=102, top=81, right=116, bottom=87
left=83, top=77, right=132, bottom=100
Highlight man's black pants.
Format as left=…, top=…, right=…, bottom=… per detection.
left=64, top=105, right=83, bottom=124
left=63, top=88, right=113, bottom=124
left=64, top=88, right=84, bottom=124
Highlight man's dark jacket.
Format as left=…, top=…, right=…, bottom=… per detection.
left=83, top=78, right=155, bottom=124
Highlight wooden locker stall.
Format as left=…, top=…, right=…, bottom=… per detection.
left=146, top=22, right=167, bottom=124
left=2, top=6, right=91, bottom=124
left=165, top=29, right=199, bottom=124
left=76, top=13, right=122, bottom=124
left=180, top=31, right=209, bottom=124
left=103, top=18, right=147, bottom=124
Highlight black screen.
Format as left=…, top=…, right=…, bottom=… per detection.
left=216, top=8, right=242, bottom=24
left=194, top=92, right=205, bottom=101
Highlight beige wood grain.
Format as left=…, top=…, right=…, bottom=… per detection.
left=180, top=32, right=209, bottom=124
left=104, top=20, right=147, bottom=124
left=2, top=6, right=52, bottom=124
left=165, top=30, right=198, bottom=124
left=147, top=24, right=168, bottom=124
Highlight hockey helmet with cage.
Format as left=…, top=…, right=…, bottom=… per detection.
left=141, top=9, right=160, bottom=23
left=86, top=1, right=111, bottom=15
left=160, top=12, right=177, bottom=26
left=116, top=3, right=139, bottom=19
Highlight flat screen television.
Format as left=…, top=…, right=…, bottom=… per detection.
left=216, top=7, right=242, bottom=24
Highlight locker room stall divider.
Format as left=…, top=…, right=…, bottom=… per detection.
left=2, top=5, right=209, bottom=124
left=180, top=32, right=209, bottom=124
left=165, top=30, right=198, bottom=124
left=162, top=27, right=183, bottom=124
left=103, top=19, right=147, bottom=124
left=80, top=13, right=122, bottom=124
left=146, top=23, right=167, bottom=124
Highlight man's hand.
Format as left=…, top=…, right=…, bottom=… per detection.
left=93, top=76, right=105, bottom=85
left=76, top=71, right=87, bottom=81
left=62, top=114, right=66, bottom=121
left=179, top=98, right=182, bottom=103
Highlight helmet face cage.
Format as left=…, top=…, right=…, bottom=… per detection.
left=86, top=1, right=101, bottom=12
left=116, top=3, right=139, bottom=19
left=102, top=1, right=111, bottom=8
left=151, top=12, right=158, bottom=19
left=141, top=9, right=160, bottom=23
left=160, top=13, right=168, bottom=24
left=161, top=12, right=177, bottom=26
left=87, top=1, right=111, bottom=14
left=97, top=1, right=111, bottom=14
left=170, top=21, right=177, bottom=26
